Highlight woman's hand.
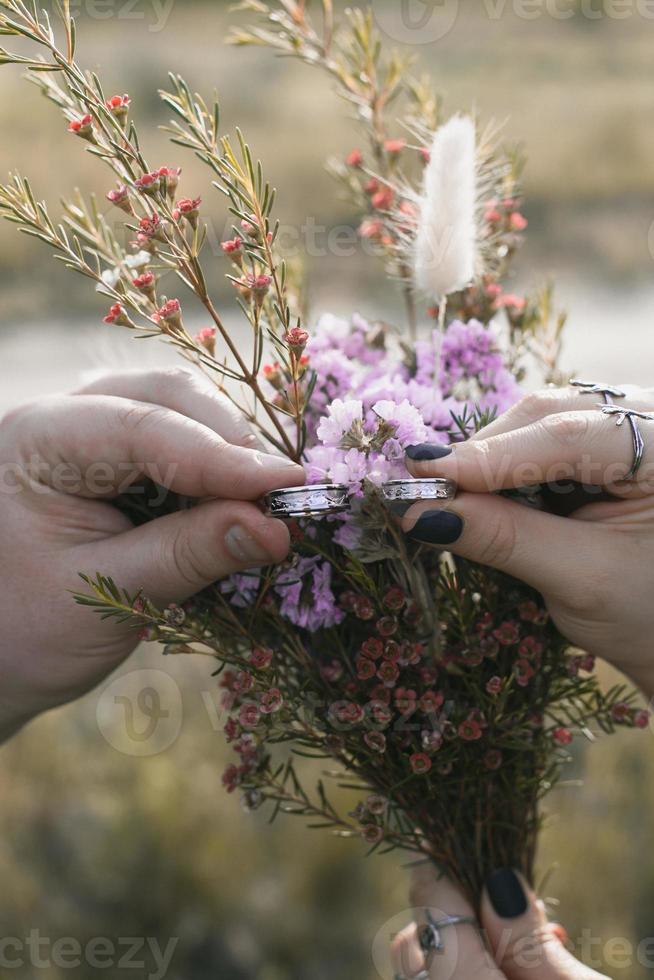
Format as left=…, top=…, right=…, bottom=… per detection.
left=0, top=368, right=304, bottom=741
left=391, top=865, right=607, bottom=980
left=401, top=385, right=654, bottom=700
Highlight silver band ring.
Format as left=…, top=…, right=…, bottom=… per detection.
left=571, top=379, right=653, bottom=480
left=263, top=484, right=350, bottom=519
left=394, top=911, right=477, bottom=980
left=381, top=478, right=457, bottom=504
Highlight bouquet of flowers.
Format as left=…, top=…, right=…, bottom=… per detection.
left=0, top=0, right=647, bottom=908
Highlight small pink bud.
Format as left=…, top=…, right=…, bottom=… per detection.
left=158, top=166, right=182, bottom=199
left=510, top=211, right=528, bottom=231
left=240, top=215, right=260, bottom=238
left=284, top=325, right=309, bottom=355
left=553, top=727, right=573, bottom=746
left=195, top=326, right=216, bottom=356
left=137, top=214, right=167, bottom=244
left=68, top=114, right=94, bottom=142
left=384, top=138, right=406, bottom=155
left=103, top=303, right=133, bottom=327
left=105, top=94, right=130, bottom=122
left=106, top=184, right=134, bottom=215
left=371, top=185, right=394, bottom=211
left=153, top=298, right=183, bottom=332
left=176, top=196, right=201, bottom=228
left=132, top=272, right=156, bottom=299
left=134, top=171, right=162, bottom=196
left=346, top=148, right=363, bottom=168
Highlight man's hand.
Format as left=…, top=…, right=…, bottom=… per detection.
left=0, top=368, right=304, bottom=740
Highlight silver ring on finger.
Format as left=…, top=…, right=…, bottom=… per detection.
left=393, top=910, right=478, bottom=979
left=571, top=378, right=654, bottom=480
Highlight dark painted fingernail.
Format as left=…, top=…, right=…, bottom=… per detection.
left=406, top=510, right=463, bottom=545
left=486, top=869, right=528, bottom=919
left=405, top=443, right=453, bottom=462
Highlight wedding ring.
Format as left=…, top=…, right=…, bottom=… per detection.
left=571, top=378, right=653, bottom=480
left=381, top=478, right=457, bottom=504
left=262, top=484, right=350, bottom=519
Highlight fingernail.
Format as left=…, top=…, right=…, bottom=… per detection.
left=225, top=525, right=271, bottom=564
left=486, top=870, right=528, bottom=919
left=406, top=443, right=453, bottom=462
left=406, top=510, right=463, bottom=545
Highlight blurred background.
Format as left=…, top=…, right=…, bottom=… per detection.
left=1, top=1, right=654, bottom=977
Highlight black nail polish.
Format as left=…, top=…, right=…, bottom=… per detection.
left=405, top=443, right=453, bottom=462
left=406, top=510, right=463, bottom=546
left=486, top=869, right=528, bottom=919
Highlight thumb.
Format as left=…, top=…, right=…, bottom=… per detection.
left=397, top=491, right=608, bottom=601
left=74, top=498, right=291, bottom=605
left=482, top=870, right=608, bottom=980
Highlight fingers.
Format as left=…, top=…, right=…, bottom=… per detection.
left=391, top=864, right=499, bottom=979
left=397, top=492, right=608, bottom=600
left=482, top=870, right=608, bottom=980
left=76, top=367, right=263, bottom=449
left=76, top=498, right=291, bottom=604
left=471, top=385, right=654, bottom=443
left=406, top=410, right=654, bottom=495
left=8, top=394, right=304, bottom=500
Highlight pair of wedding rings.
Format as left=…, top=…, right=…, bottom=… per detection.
left=263, top=479, right=457, bottom=520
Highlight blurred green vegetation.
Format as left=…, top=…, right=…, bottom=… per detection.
left=1, top=3, right=654, bottom=978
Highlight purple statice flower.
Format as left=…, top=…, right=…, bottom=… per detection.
left=440, top=319, right=521, bottom=413
left=304, top=445, right=369, bottom=494
left=332, top=514, right=363, bottom=551
left=316, top=398, right=363, bottom=447
left=372, top=399, right=429, bottom=448
left=220, top=572, right=261, bottom=608
left=275, top=557, right=344, bottom=632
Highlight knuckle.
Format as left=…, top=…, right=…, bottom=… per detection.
left=118, top=401, right=166, bottom=434
left=476, top=512, right=517, bottom=570
left=155, top=366, right=195, bottom=390
left=519, top=388, right=561, bottom=422
left=540, top=411, right=590, bottom=448
left=168, top=526, right=209, bottom=588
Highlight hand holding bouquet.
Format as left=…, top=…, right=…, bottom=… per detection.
left=0, top=0, right=647, bottom=911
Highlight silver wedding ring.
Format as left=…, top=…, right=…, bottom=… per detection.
left=380, top=478, right=457, bottom=504
left=263, top=484, right=350, bottom=519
